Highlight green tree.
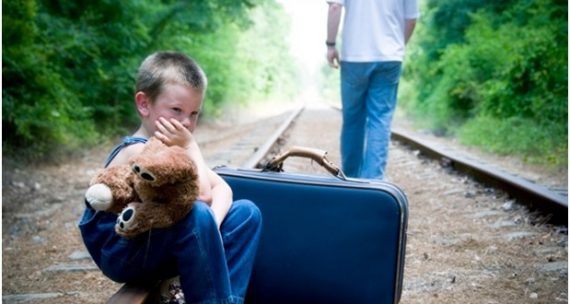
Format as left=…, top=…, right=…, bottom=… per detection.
left=402, top=0, right=567, bottom=165
left=3, top=0, right=298, bottom=160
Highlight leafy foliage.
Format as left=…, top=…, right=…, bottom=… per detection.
left=3, top=0, right=297, bottom=160
left=402, top=0, right=567, bottom=165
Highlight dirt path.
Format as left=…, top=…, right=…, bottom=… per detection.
left=1, top=107, right=298, bottom=303
left=279, top=105, right=568, bottom=304
left=2, top=104, right=567, bottom=303
left=3, top=142, right=119, bottom=303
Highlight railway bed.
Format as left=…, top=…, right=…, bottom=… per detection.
left=238, top=104, right=568, bottom=303
left=2, top=104, right=567, bottom=303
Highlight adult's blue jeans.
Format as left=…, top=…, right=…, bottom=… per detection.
left=340, top=61, right=402, bottom=180
left=79, top=199, right=262, bottom=304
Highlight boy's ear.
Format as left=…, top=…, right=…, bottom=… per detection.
left=135, top=92, right=151, bottom=117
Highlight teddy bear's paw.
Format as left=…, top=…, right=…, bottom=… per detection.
left=85, top=183, right=113, bottom=211
left=116, top=206, right=136, bottom=232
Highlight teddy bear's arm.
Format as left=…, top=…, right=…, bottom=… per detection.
left=85, top=165, right=137, bottom=213
left=115, top=202, right=193, bottom=238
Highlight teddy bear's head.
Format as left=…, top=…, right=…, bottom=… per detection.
left=84, top=137, right=199, bottom=237
left=129, top=138, right=197, bottom=187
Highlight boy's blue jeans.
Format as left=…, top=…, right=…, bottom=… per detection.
left=79, top=199, right=262, bottom=304
left=339, top=61, right=402, bottom=180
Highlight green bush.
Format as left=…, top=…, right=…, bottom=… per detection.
left=154, top=1, right=299, bottom=116
left=3, top=0, right=100, bottom=158
left=458, top=115, right=567, bottom=165
left=401, top=0, right=567, bottom=165
left=3, top=0, right=299, bottom=161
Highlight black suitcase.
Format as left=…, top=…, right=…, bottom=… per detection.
left=214, top=147, right=408, bottom=304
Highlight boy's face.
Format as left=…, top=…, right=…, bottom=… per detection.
left=137, top=83, right=204, bottom=133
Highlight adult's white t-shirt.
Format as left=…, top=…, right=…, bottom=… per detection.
left=327, top=0, right=420, bottom=62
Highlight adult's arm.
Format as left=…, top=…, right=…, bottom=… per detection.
left=326, top=2, right=342, bottom=68
left=404, top=19, right=417, bottom=45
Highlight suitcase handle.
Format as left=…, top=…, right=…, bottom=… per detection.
left=264, top=146, right=347, bottom=179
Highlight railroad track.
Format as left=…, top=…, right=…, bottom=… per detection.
left=211, top=104, right=567, bottom=303
left=2, top=103, right=566, bottom=303
left=222, top=104, right=567, bottom=225
left=390, top=128, right=567, bottom=225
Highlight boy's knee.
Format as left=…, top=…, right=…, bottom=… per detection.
left=179, top=201, right=217, bottom=231
left=232, top=199, right=262, bottom=228
left=194, top=200, right=216, bottom=218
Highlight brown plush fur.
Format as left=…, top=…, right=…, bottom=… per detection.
left=85, top=137, right=199, bottom=238
left=88, top=165, right=139, bottom=214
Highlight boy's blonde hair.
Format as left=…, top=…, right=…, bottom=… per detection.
left=136, top=51, right=207, bottom=102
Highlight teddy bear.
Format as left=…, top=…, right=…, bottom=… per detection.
left=84, top=137, right=199, bottom=238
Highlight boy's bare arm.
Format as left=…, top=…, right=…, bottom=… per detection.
left=106, top=144, right=145, bottom=167
left=185, top=140, right=213, bottom=203
left=207, top=169, right=233, bottom=227
left=155, top=117, right=232, bottom=226
left=155, top=117, right=213, bottom=203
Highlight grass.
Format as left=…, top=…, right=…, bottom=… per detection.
left=457, top=115, right=567, bottom=166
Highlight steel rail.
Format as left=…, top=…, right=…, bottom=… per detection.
left=107, top=105, right=306, bottom=303
left=390, top=128, right=567, bottom=224
left=241, top=105, right=305, bottom=169
left=242, top=103, right=567, bottom=224
left=325, top=103, right=567, bottom=224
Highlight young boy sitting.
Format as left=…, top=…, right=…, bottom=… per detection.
left=79, top=51, right=262, bottom=304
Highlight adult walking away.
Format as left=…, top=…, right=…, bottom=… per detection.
left=326, top=0, right=419, bottom=180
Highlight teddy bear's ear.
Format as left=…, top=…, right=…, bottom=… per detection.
left=89, top=169, right=106, bottom=185
left=147, top=137, right=165, bottom=147
left=143, top=137, right=167, bottom=154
